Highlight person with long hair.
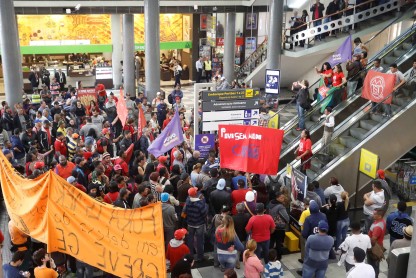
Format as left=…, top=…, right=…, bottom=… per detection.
left=243, top=239, right=264, bottom=278
left=215, top=215, right=245, bottom=271
left=171, top=254, right=194, bottom=278
left=336, top=191, right=350, bottom=249
left=329, top=64, right=347, bottom=107
left=315, top=62, right=333, bottom=86
left=223, top=269, right=237, bottom=278
left=294, top=129, right=313, bottom=174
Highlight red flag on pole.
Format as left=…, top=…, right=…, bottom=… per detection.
left=218, top=125, right=284, bottom=175
left=361, top=71, right=396, bottom=104
left=137, top=104, right=146, bottom=138
left=116, top=88, right=128, bottom=127
left=125, top=143, right=134, bottom=164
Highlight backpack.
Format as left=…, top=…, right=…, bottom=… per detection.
left=267, top=175, right=281, bottom=199
left=271, top=204, right=288, bottom=230
left=168, top=93, right=174, bottom=104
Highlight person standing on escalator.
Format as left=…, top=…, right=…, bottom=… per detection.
left=295, top=80, right=310, bottom=131
left=320, top=107, right=335, bottom=153
left=294, top=129, right=313, bottom=174
left=384, top=63, right=407, bottom=117
left=346, top=54, right=363, bottom=97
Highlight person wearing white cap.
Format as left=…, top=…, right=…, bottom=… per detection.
left=151, top=92, right=163, bottom=109
left=209, top=179, right=231, bottom=215
left=217, top=76, right=231, bottom=90
left=387, top=225, right=413, bottom=265
left=244, top=191, right=257, bottom=216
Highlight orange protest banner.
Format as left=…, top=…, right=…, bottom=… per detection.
left=0, top=152, right=166, bottom=277
left=117, top=88, right=128, bottom=127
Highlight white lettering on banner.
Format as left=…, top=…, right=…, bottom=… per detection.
left=332, top=54, right=341, bottom=61
left=163, top=134, right=177, bottom=145
left=220, top=128, right=262, bottom=140
left=370, top=76, right=386, bottom=100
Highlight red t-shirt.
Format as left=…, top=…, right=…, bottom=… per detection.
left=323, top=69, right=333, bottom=86
left=368, top=219, right=386, bottom=246
left=245, top=214, right=276, bottom=242
left=54, top=139, right=68, bottom=157
left=166, top=242, right=190, bottom=270
left=55, top=162, right=76, bottom=180
left=104, top=192, right=119, bottom=204
left=114, top=158, right=128, bottom=176
left=298, top=138, right=312, bottom=156
left=332, top=72, right=345, bottom=87
left=123, top=124, right=135, bottom=136
left=75, top=183, right=87, bottom=193
left=231, top=189, right=250, bottom=215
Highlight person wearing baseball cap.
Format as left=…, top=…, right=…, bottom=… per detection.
left=156, top=155, right=169, bottom=172
left=161, top=192, right=177, bottom=248
left=210, top=178, right=231, bottom=215
left=347, top=247, right=375, bottom=278
left=298, top=220, right=334, bottom=277
left=182, top=186, right=208, bottom=262
left=388, top=225, right=413, bottom=265
left=166, top=228, right=190, bottom=271
left=376, top=169, right=392, bottom=208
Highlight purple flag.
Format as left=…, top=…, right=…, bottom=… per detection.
left=328, top=35, right=352, bottom=67
left=147, top=111, right=184, bottom=157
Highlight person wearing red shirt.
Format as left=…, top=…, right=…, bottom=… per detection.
left=245, top=203, right=276, bottom=263
left=156, top=155, right=169, bottom=172
left=103, top=182, right=120, bottom=204
left=123, top=118, right=136, bottom=137
left=315, top=62, right=333, bottom=86
left=67, top=176, right=86, bottom=193
left=166, top=228, right=190, bottom=271
left=368, top=208, right=386, bottom=277
left=54, top=132, right=67, bottom=158
left=294, top=129, right=313, bottom=174
left=55, top=155, right=76, bottom=180
left=163, top=113, right=173, bottom=130
left=102, top=152, right=113, bottom=178
left=114, top=151, right=129, bottom=176
left=231, top=179, right=250, bottom=215
left=330, top=64, right=347, bottom=107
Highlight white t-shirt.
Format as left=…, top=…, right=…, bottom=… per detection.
left=324, top=184, right=345, bottom=202
left=363, top=190, right=385, bottom=216
left=347, top=262, right=375, bottom=278
left=339, top=233, right=372, bottom=264
left=386, top=69, right=406, bottom=85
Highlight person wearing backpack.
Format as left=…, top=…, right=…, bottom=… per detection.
left=265, top=174, right=281, bottom=200
left=268, top=192, right=289, bottom=256
left=96, top=128, right=114, bottom=156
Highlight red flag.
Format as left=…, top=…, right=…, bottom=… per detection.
left=218, top=125, right=284, bottom=175
left=137, top=104, right=146, bottom=138
left=361, top=71, right=396, bottom=104
left=125, top=143, right=134, bottom=164
left=116, top=88, right=128, bottom=127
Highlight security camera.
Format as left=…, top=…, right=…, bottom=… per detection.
left=213, top=6, right=217, bottom=12
left=65, top=8, right=72, bottom=14
left=75, top=4, right=81, bottom=11
left=194, top=5, right=198, bottom=11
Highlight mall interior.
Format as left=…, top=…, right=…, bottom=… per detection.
left=0, top=0, right=416, bottom=277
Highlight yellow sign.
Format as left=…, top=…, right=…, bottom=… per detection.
left=245, top=89, right=253, bottom=98
left=268, top=111, right=279, bottom=129
left=359, top=148, right=379, bottom=178
left=286, top=163, right=293, bottom=178
left=0, top=152, right=166, bottom=277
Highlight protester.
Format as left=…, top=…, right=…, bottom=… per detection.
left=243, top=239, right=264, bottom=278
left=294, top=129, right=313, bottom=174
left=367, top=208, right=386, bottom=277
left=166, top=228, right=190, bottom=271
left=386, top=201, right=413, bottom=245
left=346, top=247, right=375, bottom=278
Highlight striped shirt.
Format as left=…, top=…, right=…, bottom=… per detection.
left=264, top=261, right=283, bottom=278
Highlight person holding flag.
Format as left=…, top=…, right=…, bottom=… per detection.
left=383, top=63, right=407, bottom=117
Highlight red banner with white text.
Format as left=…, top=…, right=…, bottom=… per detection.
left=218, top=125, right=284, bottom=175
left=361, top=71, right=396, bottom=104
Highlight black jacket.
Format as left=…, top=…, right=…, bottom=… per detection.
left=310, top=2, right=325, bottom=20
left=113, top=199, right=130, bottom=209
left=209, top=189, right=232, bottom=215
left=139, top=135, right=150, bottom=157
left=21, top=131, right=37, bottom=152
left=54, top=72, right=67, bottom=84
left=28, top=71, right=40, bottom=88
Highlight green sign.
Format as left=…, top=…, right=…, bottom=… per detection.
left=135, top=41, right=192, bottom=51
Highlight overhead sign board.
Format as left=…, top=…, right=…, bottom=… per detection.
left=202, top=88, right=260, bottom=101
left=203, top=109, right=259, bottom=122
left=203, top=119, right=259, bottom=132
left=202, top=99, right=260, bottom=112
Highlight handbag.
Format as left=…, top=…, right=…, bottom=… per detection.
left=368, top=243, right=386, bottom=262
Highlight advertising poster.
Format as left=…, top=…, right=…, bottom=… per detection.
left=245, top=37, right=257, bottom=60
left=291, top=167, right=307, bottom=202
left=265, top=69, right=281, bottom=94
left=77, top=88, right=97, bottom=111
left=195, top=134, right=216, bottom=159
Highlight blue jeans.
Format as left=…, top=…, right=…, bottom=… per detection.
left=314, top=20, right=322, bottom=40
left=187, top=224, right=205, bottom=260
left=297, top=103, right=305, bottom=129
left=217, top=252, right=237, bottom=270
left=255, top=239, right=270, bottom=264
left=76, top=260, right=94, bottom=278
left=336, top=218, right=350, bottom=249
left=303, top=263, right=327, bottom=278
left=347, top=80, right=358, bottom=97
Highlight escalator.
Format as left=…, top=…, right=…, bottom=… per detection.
left=276, top=24, right=416, bottom=172
left=287, top=65, right=416, bottom=205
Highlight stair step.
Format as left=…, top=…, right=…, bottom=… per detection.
left=370, top=113, right=384, bottom=122
left=284, top=133, right=297, bottom=144
left=393, top=96, right=410, bottom=107
left=339, top=135, right=360, bottom=149
left=311, top=113, right=322, bottom=122
left=359, top=119, right=379, bottom=131
left=383, top=56, right=397, bottom=65
left=305, top=120, right=315, bottom=129
left=329, top=143, right=347, bottom=156
left=393, top=49, right=406, bottom=58
left=402, top=43, right=413, bottom=50
left=350, top=127, right=369, bottom=141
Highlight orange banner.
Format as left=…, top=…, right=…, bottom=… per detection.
left=117, top=88, right=128, bottom=127
left=0, top=152, right=166, bottom=277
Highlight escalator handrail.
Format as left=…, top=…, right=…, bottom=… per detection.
left=282, top=37, right=416, bottom=153
left=280, top=23, right=416, bottom=132
left=296, top=68, right=414, bottom=178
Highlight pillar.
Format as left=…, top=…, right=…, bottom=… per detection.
left=111, top=14, right=123, bottom=89
left=223, top=13, right=236, bottom=82
left=144, top=0, right=160, bottom=101
left=0, top=0, right=23, bottom=107
left=267, top=0, right=284, bottom=70
left=123, top=14, right=135, bottom=96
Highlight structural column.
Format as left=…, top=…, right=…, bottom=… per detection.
left=111, top=14, right=123, bottom=89
left=123, top=14, right=135, bottom=96
left=144, top=0, right=160, bottom=101
left=0, top=0, right=23, bottom=107
left=267, top=0, right=284, bottom=70
left=223, top=13, right=236, bottom=83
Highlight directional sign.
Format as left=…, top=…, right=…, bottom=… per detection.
left=203, top=119, right=259, bottom=132
left=202, top=88, right=261, bottom=101
left=202, top=109, right=259, bottom=122
left=202, top=99, right=260, bottom=112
